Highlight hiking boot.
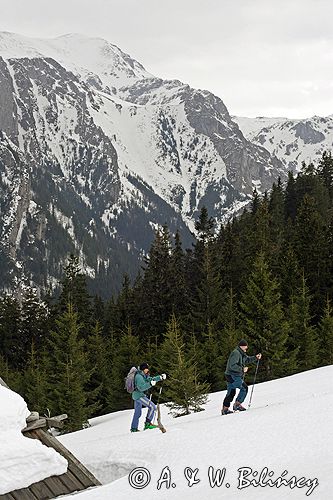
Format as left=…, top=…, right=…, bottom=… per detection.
left=233, top=401, right=246, bottom=411
left=130, top=428, right=140, bottom=432
left=221, top=406, right=233, bottom=415
left=144, top=421, right=158, bottom=430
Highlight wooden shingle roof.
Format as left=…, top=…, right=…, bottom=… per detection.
left=0, top=379, right=101, bottom=499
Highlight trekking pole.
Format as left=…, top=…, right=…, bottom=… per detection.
left=152, top=382, right=164, bottom=425
left=147, top=393, right=153, bottom=420
left=248, top=358, right=260, bottom=409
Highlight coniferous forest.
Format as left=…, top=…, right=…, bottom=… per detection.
left=1, top=152, right=333, bottom=431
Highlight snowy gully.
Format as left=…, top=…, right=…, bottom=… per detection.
left=128, top=465, right=319, bottom=496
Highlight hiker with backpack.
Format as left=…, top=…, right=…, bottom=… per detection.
left=221, top=339, right=262, bottom=415
left=127, top=362, right=166, bottom=433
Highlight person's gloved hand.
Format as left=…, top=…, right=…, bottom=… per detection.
left=243, top=367, right=248, bottom=373
left=151, top=380, right=157, bottom=386
left=160, top=373, right=167, bottom=380
left=256, top=353, right=262, bottom=360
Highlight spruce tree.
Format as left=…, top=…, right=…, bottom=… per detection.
left=217, top=219, right=248, bottom=293
left=58, top=254, right=93, bottom=339
left=195, top=206, right=215, bottom=243
left=0, top=354, right=21, bottom=391
left=318, top=297, right=333, bottom=366
left=186, top=329, right=201, bottom=368
left=190, top=244, right=223, bottom=336
left=200, top=323, right=225, bottom=392
left=138, top=227, right=173, bottom=341
left=113, top=274, right=135, bottom=332
left=190, top=208, right=221, bottom=337
left=251, top=188, right=260, bottom=215
left=23, top=342, right=48, bottom=415
left=295, top=164, right=330, bottom=219
left=240, top=253, right=293, bottom=380
left=226, top=209, right=257, bottom=294
left=107, top=324, right=141, bottom=412
left=169, top=231, right=189, bottom=322
left=289, top=274, right=318, bottom=371
left=104, top=297, right=116, bottom=338
left=158, top=314, right=210, bottom=416
left=220, top=286, right=241, bottom=376
left=253, top=194, right=271, bottom=256
left=285, top=171, right=297, bottom=221
left=317, top=151, right=333, bottom=202
left=47, top=303, right=94, bottom=431
left=92, top=295, right=105, bottom=325
left=276, top=224, right=301, bottom=307
left=20, top=288, right=49, bottom=361
left=294, top=194, right=329, bottom=316
left=268, top=178, right=285, bottom=268
left=190, top=207, right=214, bottom=305
left=86, top=321, right=110, bottom=416
left=0, top=295, right=22, bottom=369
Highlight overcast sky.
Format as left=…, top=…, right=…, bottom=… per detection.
left=1, top=0, right=333, bottom=118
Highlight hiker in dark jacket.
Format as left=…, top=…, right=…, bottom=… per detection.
left=221, top=339, right=262, bottom=415
left=130, top=363, right=166, bottom=433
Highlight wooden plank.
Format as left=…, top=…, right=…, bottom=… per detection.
left=10, top=488, right=37, bottom=500
left=22, top=418, right=47, bottom=432
left=0, top=493, right=17, bottom=500
left=30, top=429, right=101, bottom=486
left=58, top=470, right=83, bottom=492
left=46, top=414, right=67, bottom=429
left=48, top=414, right=67, bottom=423
left=29, top=480, right=54, bottom=500
left=68, top=462, right=96, bottom=488
left=39, top=476, right=69, bottom=497
left=26, top=412, right=39, bottom=423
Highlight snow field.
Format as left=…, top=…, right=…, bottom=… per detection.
left=59, top=365, right=333, bottom=499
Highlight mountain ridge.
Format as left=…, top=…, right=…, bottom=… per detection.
left=234, top=114, right=333, bottom=172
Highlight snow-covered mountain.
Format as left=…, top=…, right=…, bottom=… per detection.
left=56, top=366, right=332, bottom=499
left=234, top=114, right=333, bottom=172
left=0, top=32, right=289, bottom=294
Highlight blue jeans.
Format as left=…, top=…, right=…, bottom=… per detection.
left=223, top=375, right=248, bottom=407
left=131, top=396, right=157, bottom=430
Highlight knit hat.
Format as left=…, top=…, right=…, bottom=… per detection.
left=238, top=339, right=248, bottom=347
left=139, top=362, right=149, bottom=371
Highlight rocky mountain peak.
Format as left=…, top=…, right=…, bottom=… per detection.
left=0, top=32, right=154, bottom=91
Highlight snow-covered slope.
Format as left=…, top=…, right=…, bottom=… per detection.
left=0, top=385, right=67, bottom=495
left=234, top=114, right=333, bottom=172
left=59, top=366, right=333, bottom=499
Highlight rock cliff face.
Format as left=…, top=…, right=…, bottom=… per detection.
left=234, top=115, right=333, bottom=173
left=0, top=32, right=287, bottom=296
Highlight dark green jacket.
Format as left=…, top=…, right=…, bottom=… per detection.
left=225, top=346, right=257, bottom=377
left=132, top=370, right=162, bottom=401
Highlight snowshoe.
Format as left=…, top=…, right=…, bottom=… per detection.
left=144, top=421, right=159, bottom=430
left=233, top=402, right=246, bottom=412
